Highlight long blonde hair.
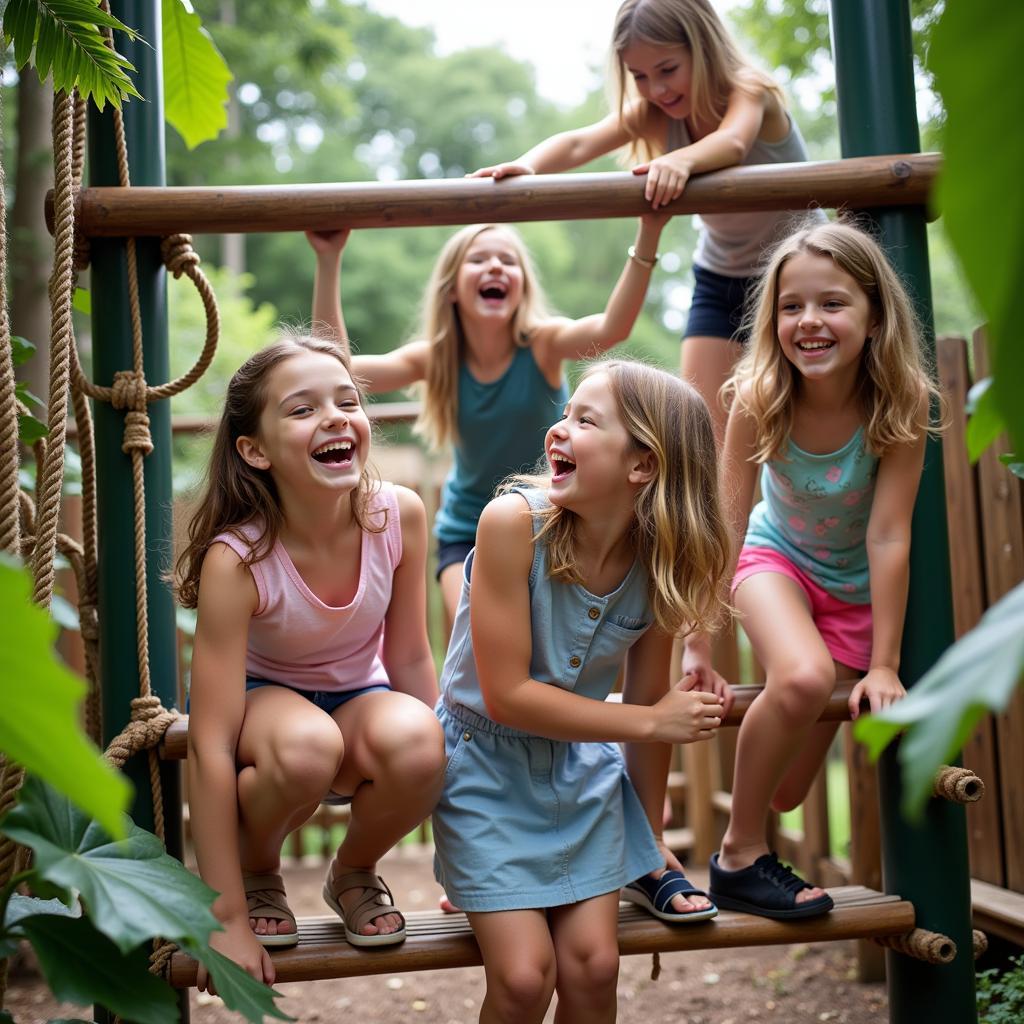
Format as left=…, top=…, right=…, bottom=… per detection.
left=414, top=224, right=552, bottom=450
left=509, top=359, right=730, bottom=636
left=724, top=220, right=942, bottom=463
left=175, top=332, right=382, bottom=609
left=609, top=0, right=786, bottom=163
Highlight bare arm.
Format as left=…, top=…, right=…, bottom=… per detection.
left=470, top=111, right=633, bottom=179
left=471, top=495, right=724, bottom=743
left=381, top=486, right=438, bottom=707
left=306, top=230, right=430, bottom=393
left=636, top=88, right=768, bottom=209
left=187, top=544, right=274, bottom=986
left=852, top=400, right=929, bottom=716
left=533, top=216, right=668, bottom=370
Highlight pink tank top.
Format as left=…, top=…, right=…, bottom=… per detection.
left=213, top=483, right=402, bottom=692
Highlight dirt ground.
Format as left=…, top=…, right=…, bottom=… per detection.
left=4, top=849, right=889, bottom=1024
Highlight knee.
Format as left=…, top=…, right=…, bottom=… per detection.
left=267, top=721, right=344, bottom=797
left=561, top=943, right=620, bottom=995
left=490, top=960, right=556, bottom=1016
left=365, top=700, right=446, bottom=781
left=767, top=662, right=835, bottom=724
left=771, top=783, right=807, bottom=814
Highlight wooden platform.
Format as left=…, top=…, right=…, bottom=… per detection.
left=971, top=878, right=1024, bottom=947
left=168, top=885, right=913, bottom=988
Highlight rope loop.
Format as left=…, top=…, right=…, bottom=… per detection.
left=103, top=697, right=182, bottom=770
left=131, top=694, right=165, bottom=722
left=161, top=234, right=200, bottom=278
left=122, top=410, right=153, bottom=455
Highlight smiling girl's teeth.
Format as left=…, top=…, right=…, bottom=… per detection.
left=313, top=440, right=353, bottom=456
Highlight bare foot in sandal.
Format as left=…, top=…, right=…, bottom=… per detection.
left=324, top=860, right=407, bottom=947
left=243, top=871, right=299, bottom=947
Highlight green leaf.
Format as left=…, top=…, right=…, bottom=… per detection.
left=4, top=892, right=80, bottom=930
left=11, top=335, right=36, bottom=366
left=18, top=412, right=48, bottom=445
left=0, top=561, right=130, bottom=837
left=998, top=455, right=1024, bottom=480
left=162, top=0, right=232, bottom=148
left=855, top=580, right=1024, bottom=818
left=72, top=286, right=91, bottom=314
left=14, top=381, right=44, bottom=409
left=2, top=778, right=221, bottom=954
left=931, top=3, right=1024, bottom=454
left=2, top=0, right=144, bottom=110
left=19, top=914, right=178, bottom=1024
left=183, top=941, right=293, bottom=1022
left=965, top=376, right=1006, bottom=462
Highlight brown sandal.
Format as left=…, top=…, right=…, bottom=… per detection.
left=322, top=867, right=406, bottom=948
left=243, top=872, right=299, bottom=948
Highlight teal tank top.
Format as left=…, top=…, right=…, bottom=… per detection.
left=745, top=427, right=879, bottom=603
left=433, top=346, right=568, bottom=544
left=441, top=487, right=655, bottom=728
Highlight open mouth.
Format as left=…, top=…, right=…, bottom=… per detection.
left=479, top=282, right=508, bottom=302
left=796, top=339, right=836, bottom=353
left=549, top=452, right=576, bottom=482
left=311, top=439, right=354, bottom=466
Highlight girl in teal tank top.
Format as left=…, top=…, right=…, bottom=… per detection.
left=704, top=222, right=943, bottom=922
left=308, top=214, right=668, bottom=637
left=433, top=359, right=732, bottom=1023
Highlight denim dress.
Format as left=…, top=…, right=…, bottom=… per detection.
left=432, top=488, right=663, bottom=912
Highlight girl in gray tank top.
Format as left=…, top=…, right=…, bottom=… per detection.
left=471, top=0, right=826, bottom=444
left=432, top=359, right=733, bottom=1022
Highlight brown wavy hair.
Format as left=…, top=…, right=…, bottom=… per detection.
left=609, top=0, right=786, bottom=164
left=507, top=359, right=730, bottom=636
left=413, top=224, right=552, bottom=450
left=175, top=331, right=382, bottom=608
left=723, top=220, right=944, bottom=464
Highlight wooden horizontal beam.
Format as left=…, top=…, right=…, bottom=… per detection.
left=62, top=153, right=938, bottom=238
left=168, top=887, right=914, bottom=987
left=159, top=683, right=858, bottom=761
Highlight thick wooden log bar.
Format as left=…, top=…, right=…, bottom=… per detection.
left=167, top=887, right=914, bottom=987
left=159, top=682, right=858, bottom=761
left=64, top=153, right=938, bottom=238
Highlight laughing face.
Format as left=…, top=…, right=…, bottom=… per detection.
left=237, top=349, right=371, bottom=497
left=775, top=252, right=877, bottom=386
left=451, top=227, right=525, bottom=323
left=620, top=41, right=694, bottom=120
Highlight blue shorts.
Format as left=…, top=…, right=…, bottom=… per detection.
left=435, top=540, right=474, bottom=581
left=245, top=677, right=390, bottom=715
left=684, top=264, right=757, bottom=343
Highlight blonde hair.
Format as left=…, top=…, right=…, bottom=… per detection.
left=414, top=224, right=552, bottom=449
left=609, top=0, right=786, bottom=163
left=508, top=359, right=730, bottom=636
left=175, top=331, right=383, bottom=609
left=724, top=220, right=943, bottom=464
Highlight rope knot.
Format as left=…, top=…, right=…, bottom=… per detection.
left=79, top=603, right=100, bottom=641
left=121, top=410, right=153, bottom=455
left=111, top=369, right=148, bottom=411
left=161, top=234, right=200, bottom=279
left=130, top=695, right=164, bottom=722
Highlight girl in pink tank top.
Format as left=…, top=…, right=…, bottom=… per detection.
left=175, top=332, right=444, bottom=990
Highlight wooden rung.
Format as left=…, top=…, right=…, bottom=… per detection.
left=167, top=885, right=913, bottom=988
left=160, top=683, right=859, bottom=761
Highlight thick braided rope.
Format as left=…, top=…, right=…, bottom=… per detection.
left=0, top=87, right=19, bottom=558
left=31, top=91, right=77, bottom=609
left=973, top=929, right=988, bottom=959
left=933, top=765, right=985, bottom=803
left=872, top=927, right=957, bottom=964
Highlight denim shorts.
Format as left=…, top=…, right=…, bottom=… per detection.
left=244, top=677, right=391, bottom=716
left=435, top=540, right=475, bottom=581
left=685, top=263, right=758, bottom=343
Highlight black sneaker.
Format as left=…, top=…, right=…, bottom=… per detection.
left=709, top=851, right=834, bottom=920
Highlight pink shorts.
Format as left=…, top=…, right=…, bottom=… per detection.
left=732, top=546, right=872, bottom=671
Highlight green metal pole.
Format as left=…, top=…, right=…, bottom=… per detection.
left=88, top=0, right=186, bottom=917
left=829, top=3, right=975, bottom=1021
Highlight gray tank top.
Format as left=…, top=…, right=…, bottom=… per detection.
left=665, top=113, right=825, bottom=277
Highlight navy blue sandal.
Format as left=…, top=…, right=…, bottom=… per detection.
left=623, top=869, right=718, bottom=923
left=709, top=852, right=834, bottom=920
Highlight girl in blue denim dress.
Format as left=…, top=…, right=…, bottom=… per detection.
left=432, top=359, right=732, bottom=1024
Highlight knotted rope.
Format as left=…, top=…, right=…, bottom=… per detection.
left=933, top=765, right=985, bottom=803
left=872, top=927, right=957, bottom=965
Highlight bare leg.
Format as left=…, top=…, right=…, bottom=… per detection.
left=719, top=572, right=835, bottom=904
left=680, top=334, right=743, bottom=450
left=549, top=892, right=621, bottom=1024
left=468, top=908, right=557, bottom=1024
left=328, top=690, right=445, bottom=936
left=235, top=685, right=346, bottom=937
left=438, top=559, right=465, bottom=642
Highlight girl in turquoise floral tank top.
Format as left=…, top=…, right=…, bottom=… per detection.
left=701, top=222, right=943, bottom=922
